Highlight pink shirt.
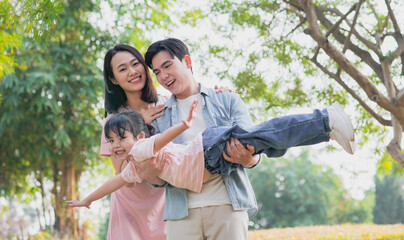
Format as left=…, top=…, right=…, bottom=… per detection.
left=122, top=133, right=205, bottom=193
left=100, top=96, right=167, bottom=240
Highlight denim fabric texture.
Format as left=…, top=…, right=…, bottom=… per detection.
left=151, top=84, right=258, bottom=221
left=203, top=109, right=331, bottom=176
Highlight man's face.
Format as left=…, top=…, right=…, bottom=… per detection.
left=151, top=50, right=193, bottom=99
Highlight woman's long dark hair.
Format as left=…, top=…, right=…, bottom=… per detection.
left=103, top=44, right=158, bottom=117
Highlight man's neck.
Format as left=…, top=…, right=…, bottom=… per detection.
left=175, top=81, right=200, bottom=100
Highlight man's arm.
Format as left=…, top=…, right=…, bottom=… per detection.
left=132, top=156, right=167, bottom=185
left=223, top=93, right=261, bottom=168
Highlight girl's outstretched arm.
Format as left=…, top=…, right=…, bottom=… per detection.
left=66, top=174, right=127, bottom=209
left=153, top=100, right=199, bottom=153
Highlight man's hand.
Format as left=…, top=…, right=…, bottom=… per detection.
left=222, top=138, right=258, bottom=168
left=131, top=155, right=166, bottom=185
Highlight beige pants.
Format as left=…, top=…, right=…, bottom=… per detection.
left=166, top=205, right=249, bottom=240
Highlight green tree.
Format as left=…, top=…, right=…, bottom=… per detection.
left=248, top=150, right=372, bottom=229
left=0, top=0, right=112, bottom=237
left=0, top=0, right=63, bottom=79
left=201, top=0, right=404, bottom=168
left=1, top=0, right=178, bottom=237
left=373, top=174, right=404, bottom=224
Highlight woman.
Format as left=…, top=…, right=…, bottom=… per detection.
left=100, top=44, right=167, bottom=240
left=100, top=44, right=233, bottom=239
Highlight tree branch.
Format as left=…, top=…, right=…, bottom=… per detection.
left=313, top=7, right=384, bottom=81
left=323, top=4, right=356, bottom=39
left=309, top=56, right=392, bottom=126
left=300, top=0, right=394, bottom=111
left=395, top=89, right=404, bottom=107
left=385, top=0, right=401, bottom=33
left=370, top=4, right=382, bottom=33
left=341, top=0, right=363, bottom=54
left=387, top=116, right=404, bottom=167
left=320, top=6, right=381, bottom=55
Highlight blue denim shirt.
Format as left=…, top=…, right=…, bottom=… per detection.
left=151, top=84, right=258, bottom=221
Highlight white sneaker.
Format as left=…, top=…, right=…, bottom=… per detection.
left=327, top=102, right=356, bottom=154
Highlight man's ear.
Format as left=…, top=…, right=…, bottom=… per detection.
left=136, top=131, right=146, bottom=139
left=110, top=77, right=119, bottom=85
left=183, top=55, right=192, bottom=69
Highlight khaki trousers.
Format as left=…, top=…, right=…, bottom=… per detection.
left=166, top=205, right=248, bottom=240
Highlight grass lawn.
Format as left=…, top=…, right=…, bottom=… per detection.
left=248, top=224, right=404, bottom=240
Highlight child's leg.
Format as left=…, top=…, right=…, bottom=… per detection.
left=203, top=105, right=354, bottom=176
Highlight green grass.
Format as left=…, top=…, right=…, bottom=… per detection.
left=248, top=224, right=404, bottom=240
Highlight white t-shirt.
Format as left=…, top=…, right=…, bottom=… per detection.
left=177, top=94, right=231, bottom=208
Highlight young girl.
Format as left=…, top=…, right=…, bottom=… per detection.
left=67, top=100, right=354, bottom=207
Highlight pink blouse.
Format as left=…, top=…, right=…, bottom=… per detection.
left=100, top=96, right=168, bottom=240
left=122, top=133, right=205, bottom=193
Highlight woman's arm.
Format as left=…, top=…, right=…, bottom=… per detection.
left=153, top=100, right=199, bottom=153
left=66, top=174, right=127, bottom=209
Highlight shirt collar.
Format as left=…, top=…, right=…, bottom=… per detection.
left=164, top=83, right=209, bottom=108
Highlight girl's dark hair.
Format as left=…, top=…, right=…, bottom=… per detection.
left=103, top=44, right=158, bottom=117
left=104, top=110, right=156, bottom=140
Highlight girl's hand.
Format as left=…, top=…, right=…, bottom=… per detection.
left=142, top=104, right=165, bottom=124
left=182, top=100, right=199, bottom=128
left=214, top=85, right=238, bottom=94
left=66, top=199, right=92, bottom=209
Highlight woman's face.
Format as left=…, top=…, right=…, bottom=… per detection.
left=109, top=51, right=147, bottom=94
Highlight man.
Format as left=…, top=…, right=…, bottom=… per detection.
left=143, top=38, right=355, bottom=240
left=145, top=38, right=260, bottom=240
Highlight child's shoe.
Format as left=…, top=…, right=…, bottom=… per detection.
left=327, top=102, right=356, bottom=154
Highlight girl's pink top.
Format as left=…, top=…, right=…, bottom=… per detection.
left=100, top=96, right=168, bottom=240
left=122, top=133, right=205, bottom=193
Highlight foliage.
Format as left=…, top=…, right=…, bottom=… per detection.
left=202, top=0, right=404, bottom=168
left=248, top=224, right=404, bottom=240
left=1, top=0, right=179, bottom=237
left=248, top=150, right=372, bottom=230
left=0, top=0, right=64, bottom=79
left=0, top=0, right=113, bottom=236
left=0, top=0, right=109, bottom=193
left=373, top=174, right=404, bottom=224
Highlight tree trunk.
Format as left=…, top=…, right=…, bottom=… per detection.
left=52, top=156, right=80, bottom=238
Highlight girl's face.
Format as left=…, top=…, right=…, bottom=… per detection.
left=110, top=51, right=147, bottom=94
left=107, top=130, right=137, bottom=162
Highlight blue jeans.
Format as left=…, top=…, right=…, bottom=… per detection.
left=202, top=109, right=331, bottom=176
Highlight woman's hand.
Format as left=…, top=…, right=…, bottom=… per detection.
left=142, top=105, right=165, bottom=124
left=214, top=85, right=238, bottom=94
